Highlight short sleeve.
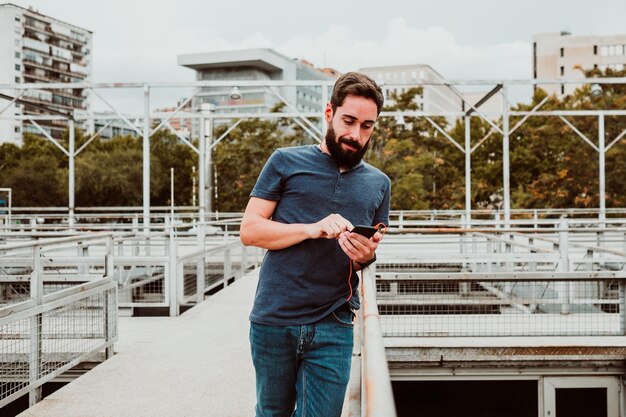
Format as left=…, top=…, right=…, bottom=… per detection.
left=250, top=150, right=284, bottom=201
left=373, top=178, right=391, bottom=227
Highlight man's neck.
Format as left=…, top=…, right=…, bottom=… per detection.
left=319, top=141, right=349, bottom=173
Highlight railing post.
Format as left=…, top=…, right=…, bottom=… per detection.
left=168, top=219, right=179, bottom=317
left=196, top=225, right=206, bottom=304
left=29, top=244, right=43, bottom=406
left=241, top=245, right=248, bottom=277
left=104, top=236, right=115, bottom=358
left=619, top=279, right=626, bottom=335
left=224, top=248, right=232, bottom=287
left=78, top=241, right=88, bottom=276
left=558, top=218, right=570, bottom=315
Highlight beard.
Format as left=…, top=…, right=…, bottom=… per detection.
left=324, top=123, right=370, bottom=169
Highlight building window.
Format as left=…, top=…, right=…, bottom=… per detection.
left=14, top=39, right=20, bottom=46
left=560, top=66, right=564, bottom=76
left=594, top=45, right=598, bottom=55
left=560, top=47, right=564, bottom=57
left=15, top=126, right=21, bottom=133
left=15, top=16, right=21, bottom=22
left=561, top=85, right=565, bottom=95
left=15, top=77, right=20, bottom=83
left=15, top=64, right=20, bottom=71
left=594, top=64, right=598, bottom=69
left=15, top=51, right=20, bottom=58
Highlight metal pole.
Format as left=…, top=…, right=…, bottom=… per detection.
left=143, top=84, right=151, bottom=233
left=168, top=217, right=178, bottom=317
left=558, top=218, right=570, bottom=314
left=598, top=113, right=606, bottom=224
left=206, top=114, right=213, bottom=216
left=170, top=167, right=175, bottom=220
left=502, top=85, right=511, bottom=227
left=198, top=116, right=206, bottom=225
left=68, top=120, right=75, bottom=228
left=29, top=245, right=43, bottom=406
left=464, top=116, right=472, bottom=225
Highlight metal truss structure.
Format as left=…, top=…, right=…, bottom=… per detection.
left=1, top=77, right=626, bottom=231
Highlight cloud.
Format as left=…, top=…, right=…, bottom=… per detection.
left=278, top=18, right=532, bottom=80
left=90, top=17, right=532, bottom=112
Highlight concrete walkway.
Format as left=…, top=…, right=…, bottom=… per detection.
left=19, top=271, right=260, bottom=417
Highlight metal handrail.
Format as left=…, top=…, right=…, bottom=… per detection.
left=354, top=266, right=397, bottom=417
left=0, top=231, right=114, bottom=252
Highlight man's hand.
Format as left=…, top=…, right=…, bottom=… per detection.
left=337, top=230, right=382, bottom=264
left=305, top=214, right=354, bottom=240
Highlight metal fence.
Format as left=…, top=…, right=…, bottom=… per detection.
left=0, top=277, right=117, bottom=408
left=0, top=229, right=263, bottom=316
left=376, top=272, right=625, bottom=337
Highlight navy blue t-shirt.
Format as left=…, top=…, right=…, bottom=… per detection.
left=249, top=145, right=390, bottom=326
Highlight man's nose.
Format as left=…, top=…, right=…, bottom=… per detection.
left=347, top=124, right=361, bottom=140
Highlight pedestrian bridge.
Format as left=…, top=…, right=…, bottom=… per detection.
left=2, top=213, right=626, bottom=417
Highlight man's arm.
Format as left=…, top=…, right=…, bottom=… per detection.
left=240, top=197, right=354, bottom=250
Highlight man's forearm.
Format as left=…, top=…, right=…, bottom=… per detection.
left=240, top=216, right=312, bottom=250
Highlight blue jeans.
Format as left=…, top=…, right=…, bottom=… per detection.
left=249, top=308, right=354, bottom=417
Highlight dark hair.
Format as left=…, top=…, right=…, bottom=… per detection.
left=330, top=72, right=384, bottom=115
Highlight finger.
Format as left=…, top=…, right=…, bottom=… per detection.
left=332, top=214, right=353, bottom=232
left=338, top=235, right=359, bottom=260
left=349, top=232, right=374, bottom=249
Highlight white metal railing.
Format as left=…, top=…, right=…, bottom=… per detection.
left=0, top=277, right=117, bottom=408
left=0, top=229, right=262, bottom=316
left=376, top=271, right=626, bottom=337
left=344, top=266, right=397, bottom=417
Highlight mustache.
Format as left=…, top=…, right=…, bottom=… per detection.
left=339, top=137, right=361, bottom=149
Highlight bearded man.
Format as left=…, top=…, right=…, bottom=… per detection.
left=240, top=72, right=390, bottom=417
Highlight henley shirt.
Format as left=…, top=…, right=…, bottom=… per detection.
left=249, top=145, right=390, bottom=326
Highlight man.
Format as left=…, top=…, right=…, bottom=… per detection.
left=240, top=72, right=390, bottom=417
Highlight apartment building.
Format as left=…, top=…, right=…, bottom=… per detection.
left=0, top=3, right=92, bottom=144
left=533, top=31, right=626, bottom=96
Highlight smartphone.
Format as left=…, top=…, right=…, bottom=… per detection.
left=350, top=225, right=378, bottom=238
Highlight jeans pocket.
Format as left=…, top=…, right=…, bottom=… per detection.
left=331, top=309, right=354, bottom=328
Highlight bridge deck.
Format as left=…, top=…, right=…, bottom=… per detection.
left=18, top=271, right=260, bottom=417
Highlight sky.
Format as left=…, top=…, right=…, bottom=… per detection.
left=9, top=0, right=626, bottom=109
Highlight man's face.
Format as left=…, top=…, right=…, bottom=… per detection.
left=324, top=94, right=378, bottom=168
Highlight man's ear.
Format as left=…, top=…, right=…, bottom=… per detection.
left=324, top=102, right=333, bottom=123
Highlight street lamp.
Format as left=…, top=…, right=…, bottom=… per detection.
left=229, top=86, right=242, bottom=101
left=591, top=83, right=603, bottom=98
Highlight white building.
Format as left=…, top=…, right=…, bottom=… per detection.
left=0, top=3, right=92, bottom=144
left=533, top=31, right=626, bottom=96
left=178, top=48, right=335, bottom=136
left=360, top=64, right=502, bottom=121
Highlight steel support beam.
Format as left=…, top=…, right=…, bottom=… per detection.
left=198, top=116, right=206, bottom=225
left=68, top=120, right=75, bottom=228
left=465, top=117, right=472, bottom=226
left=502, top=85, right=511, bottom=226
left=142, top=85, right=151, bottom=233
left=206, top=115, right=213, bottom=216
left=599, top=113, right=606, bottom=224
